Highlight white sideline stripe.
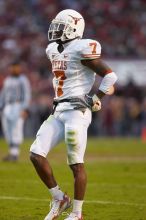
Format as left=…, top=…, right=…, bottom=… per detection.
left=85, top=200, right=146, bottom=207
left=0, top=196, right=49, bottom=202
left=63, top=182, right=146, bottom=189
left=0, top=196, right=146, bottom=207
left=1, top=179, right=146, bottom=189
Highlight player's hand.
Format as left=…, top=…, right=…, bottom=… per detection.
left=85, top=94, right=101, bottom=112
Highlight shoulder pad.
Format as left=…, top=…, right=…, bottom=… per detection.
left=46, top=42, right=56, bottom=59
left=78, top=39, right=101, bottom=60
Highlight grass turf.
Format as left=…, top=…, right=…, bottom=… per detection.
left=0, top=138, right=146, bottom=220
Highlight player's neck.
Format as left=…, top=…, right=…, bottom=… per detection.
left=57, top=43, right=64, bottom=53
left=11, top=74, right=20, bottom=78
left=56, top=38, right=79, bottom=53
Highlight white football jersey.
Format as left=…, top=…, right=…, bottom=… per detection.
left=46, top=38, right=101, bottom=111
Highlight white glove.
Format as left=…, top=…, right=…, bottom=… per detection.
left=85, top=94, right=101, bottom=112
left=92, top=94, right=101, bottom=112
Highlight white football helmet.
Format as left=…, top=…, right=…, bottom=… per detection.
left=48, top=9, right=85, bottom=42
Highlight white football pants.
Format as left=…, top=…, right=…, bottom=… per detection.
left=30, top=109, right=91, bottom=165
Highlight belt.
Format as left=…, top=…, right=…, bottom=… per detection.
left=52, top=97, right=89, bottom=114
left=52, top=98, right=71, bottom=114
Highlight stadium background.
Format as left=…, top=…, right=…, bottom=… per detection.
left=0, top=1, right=146, bottom=220
left=0, top=0, right=146, bottom=138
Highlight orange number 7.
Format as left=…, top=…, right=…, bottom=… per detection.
left=53, top=70, right=66, bottom=97
left=89, top=42, right=97, bottom=54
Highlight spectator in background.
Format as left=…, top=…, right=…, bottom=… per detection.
left=0, top=0, right=146, bottom=77
left=0, top=61, right=31, bottom=161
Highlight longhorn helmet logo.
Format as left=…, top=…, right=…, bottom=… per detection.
left=69, top=15, right=82, bottom=25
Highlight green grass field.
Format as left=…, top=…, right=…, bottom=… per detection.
left=0, top=138, right=146, bottom=220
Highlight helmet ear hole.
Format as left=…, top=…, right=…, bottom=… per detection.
left=73, top=29, right=76, bottom=32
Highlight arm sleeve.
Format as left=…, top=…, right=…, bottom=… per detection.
left=99, top=72, right=118, bottom=94
left=80, top=39, right=101, bottom=60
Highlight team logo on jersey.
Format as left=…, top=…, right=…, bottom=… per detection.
left=52, top=60, right=67, bottom=70
left=63, top=54, right=69, bottom=59
left=69, top=15, right=82, bottom=25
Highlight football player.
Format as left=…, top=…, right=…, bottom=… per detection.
left=0, top=61, right=31, bottom=161
left=30, top=9, right=117, bottom=220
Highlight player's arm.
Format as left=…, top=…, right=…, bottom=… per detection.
left=81, top=58, right=117, bottom=111
left=81, top=58, right=117, bottom=99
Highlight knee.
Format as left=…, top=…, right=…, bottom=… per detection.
left=70, top=163, right=86, bottom=178
left=30, top=152, right=42, bottom=165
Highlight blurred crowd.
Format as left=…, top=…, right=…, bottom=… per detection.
left=90, top=83, right=146, bottom=137
left=23, top=81, right=146, bottom=138
left=0, top=0, right=146, bottom=137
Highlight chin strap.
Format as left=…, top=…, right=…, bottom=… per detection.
left=56, top=37, right=79, bottom=53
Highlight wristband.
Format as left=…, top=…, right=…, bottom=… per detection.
left=99, top=72, right=117, bottom=94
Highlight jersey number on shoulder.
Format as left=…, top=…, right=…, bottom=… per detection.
left=53, top=70, right=66, bottom=96
left=89, top=42, right=97, bottom=54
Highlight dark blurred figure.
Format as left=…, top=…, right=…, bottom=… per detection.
left=0, top=61, right=31, bottom=161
